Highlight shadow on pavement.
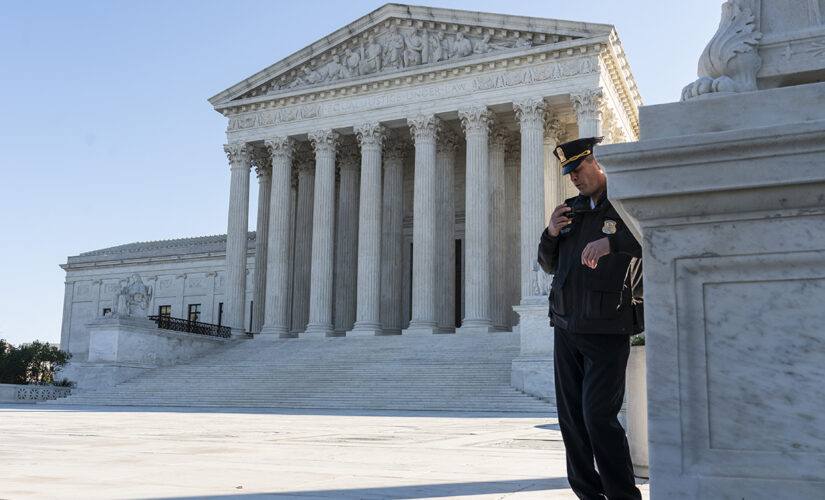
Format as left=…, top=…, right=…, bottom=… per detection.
left=141, top=477, right=571, bottom=499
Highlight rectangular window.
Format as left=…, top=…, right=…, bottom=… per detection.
left=217, top=303, right=223, bottom=327
left=249, top=301, right=254, bottom=332
left=188, top=304, right=201, bottom=323
left=102, top=308, right=111, bottom=316
left=158, top=305, right=171, bottom=318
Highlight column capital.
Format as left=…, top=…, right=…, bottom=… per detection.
left=489, top=121, right=508, bottom=149
left=384, top=136, right=411, bottom=162
left=337, top=141, right=361, bottom=171
left=458, top=105, right=492, bottom=136
left=437, top=130, right=462, bottom=154
left=355, top=122, right=386, bottom=150
left=251, top=148, right=272, bottom=178
left=293, top=142, right=315, bottom=171
left=513, top=98, right=548, bottom=127
left=570, top=88, right=605, bottom=121
left=308, top=129, right=340, bottom=154
left=265, top=136, right=295, bottom=163
left=407, top=114, right=441, bottom=144
left=223, top=143, right=251, bottom=168
left=505, top=133, right=521, bottom=162
left=544, top=118, right=566, bottom=145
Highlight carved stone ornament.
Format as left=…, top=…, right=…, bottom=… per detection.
left=264, top=136, right=294, bottom=163
left=109, top=273, right=153, bottom=318
left=544, top=117, right=566, bottom=145
left=251, top=148, right=272, bottom=177
left=570, top=88, right=604, bottom=122
left=337, top=140, right=361, bottom=169
left=384, top=136, right=411, bottom=160
left=458, top=105, right=493, bottom=135
left=293, top=142, right=315, bottom=169
left=681, top=0, right=762, bottom=101
left=223, top=143, right=250, bottom=166
left=437, top=130, right=462, bottom=154
left=489, top=121, right=508, bottom=149
left=407, top=114, right=441, bottom=143
left=355, top=122, right=387, bottom=149
left=308, top=129, right=340, bottom=153
left=242, top=21, right=546, bottom=97
left=513, top=97, right=548, bottom=127
left=505, top=133, right=521, bottom=161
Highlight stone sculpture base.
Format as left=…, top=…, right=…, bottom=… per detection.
left=598, top=81, right=825, bottom=498
left=510, top=300, right=555, bottom=403
left=59, top=316, right=231, bottom=392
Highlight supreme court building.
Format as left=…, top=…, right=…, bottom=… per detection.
left=59, top=4, right=640, bottom=356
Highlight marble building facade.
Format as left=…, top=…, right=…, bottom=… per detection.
left=60, top=4, right=640, bottom=356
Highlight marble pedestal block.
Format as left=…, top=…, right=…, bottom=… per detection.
left=597, top=81, right=825, bottom=499
left=510, top=299, right=555, bottom=403
left=60, top=317, right=230, bottom=391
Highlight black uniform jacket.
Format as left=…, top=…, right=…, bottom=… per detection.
left=537, top=192, right=643, bottom=335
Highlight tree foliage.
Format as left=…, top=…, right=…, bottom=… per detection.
left=0, top=339, right=71, bottom=384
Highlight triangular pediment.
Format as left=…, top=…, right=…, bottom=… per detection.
left=209, top=3, right=614, bottom=107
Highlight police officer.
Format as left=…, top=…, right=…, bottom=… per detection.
left=537, top=137, right=643, bottom=500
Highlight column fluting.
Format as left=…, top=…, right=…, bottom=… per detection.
left=350, top=123, right=386, bottom=336
left=251, top=149, right=272, bottom=334
left=333, top=140, right=361, bottom=335
left=504, top=134, right=522, bottom=327
left=457, top=106, right=495, bottom=332
left=259, top=137, right=294, bottom=339
left=404, top=114, right=440, bottom=335
left=488, top=124, right=508, bottom=330
left=379, top=137, right=409, bottom=334
left=291, top=146, right=315, bottom=333
left=514, top=98, right=548, bottom=302
left=435, top=131, right=460, bottom=333
left=223, top=143, right=252, bottom=337
left=304, top=129, right=339, bottom=337
left=544, top=117, right=567, bottom=219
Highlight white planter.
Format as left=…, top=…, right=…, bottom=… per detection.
left=626, top=344, right=648, bottom=478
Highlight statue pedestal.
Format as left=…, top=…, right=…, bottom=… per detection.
left=59, top=316, right=231, bottom=392
left=511, top=297, right=555, bottom=404
left=598, top=81, right=825, bottom=498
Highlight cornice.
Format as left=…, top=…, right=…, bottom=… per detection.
left=208, top=4, right=613, bottom=107
left=600, top=28, right=642, bottom=138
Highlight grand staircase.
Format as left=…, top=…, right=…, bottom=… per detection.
left=48, top=332, right=554, bottom=412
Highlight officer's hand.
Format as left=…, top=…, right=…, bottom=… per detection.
left=581, top=237, right=610, bottom=269
left=547, top=203, right=572, bottom=237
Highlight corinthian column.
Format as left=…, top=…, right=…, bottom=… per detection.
left=514, top=97, right=548, bottom=303
left=457, top=106, right=495, bottom=333
left=380, top=137, right=409, bottom=334
left=436, top=131, right=460, bottom=333
left=250, top=149, right=272, bottom=334
left=504, top=134, right=521, bottom=326
left=223, top=143, right=252, bottom=337
left=403, top=114, right=440, bottom=335
left=333, top=141, right=360, bottom=335
left=489, top=123, right=508, bottom=331
left=570, top=88, right=605, bottom=199
left=304, top=129, right=339, bottom=337
left=543, top=117, right=567, bottom=222
left=259, top=136, right=294, bottom=339
left=350, top=123, right=386, bottom=336
left=291, top=146, right=314, bottom=334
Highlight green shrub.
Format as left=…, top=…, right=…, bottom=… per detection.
left=0, top=339, right=71, bottom=384
left=630, top=334, right=645, bottom=346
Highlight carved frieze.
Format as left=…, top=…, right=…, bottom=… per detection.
left=238, top=20, right=558, bottom=98
left=226, top=57, right=597, bottom=133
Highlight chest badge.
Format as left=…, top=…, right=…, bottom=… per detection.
left=602, top=219, right=617, bottom=234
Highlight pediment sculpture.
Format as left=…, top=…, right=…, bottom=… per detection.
left=247, top=22, right=550, bottom=97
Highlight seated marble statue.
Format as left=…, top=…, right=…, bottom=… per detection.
left=111, top=274, right=153, bottom=318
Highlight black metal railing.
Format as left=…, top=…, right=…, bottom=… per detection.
left=149, top=315, right=232, bottom=338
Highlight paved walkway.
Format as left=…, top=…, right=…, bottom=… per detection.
left=0, top=404, right=648, bottom=500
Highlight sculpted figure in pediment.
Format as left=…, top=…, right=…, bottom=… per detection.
left=321, top=54, right=346, bottom=81
left=428, top=31, right=449, bottom=63
left=404, top=28, right=425, bottom=67
left=514, top=36, right=532, bottom=48
left=343, top=48, right=361, bottom=78
left=451, top=32, right=473, bottom=59
left=361, top=35, right=383, bottom=74
left=384, top=25, right=405, bottom=69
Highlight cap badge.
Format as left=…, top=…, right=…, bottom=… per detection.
left=602, top=219, right=617, bottom=235
left=555, top=146, right=566, bottom=162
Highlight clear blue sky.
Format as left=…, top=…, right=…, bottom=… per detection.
left=0, top=1, right=721, bottom=346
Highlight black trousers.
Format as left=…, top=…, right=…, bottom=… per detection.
left=554, top=327, right=641, bottom=500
